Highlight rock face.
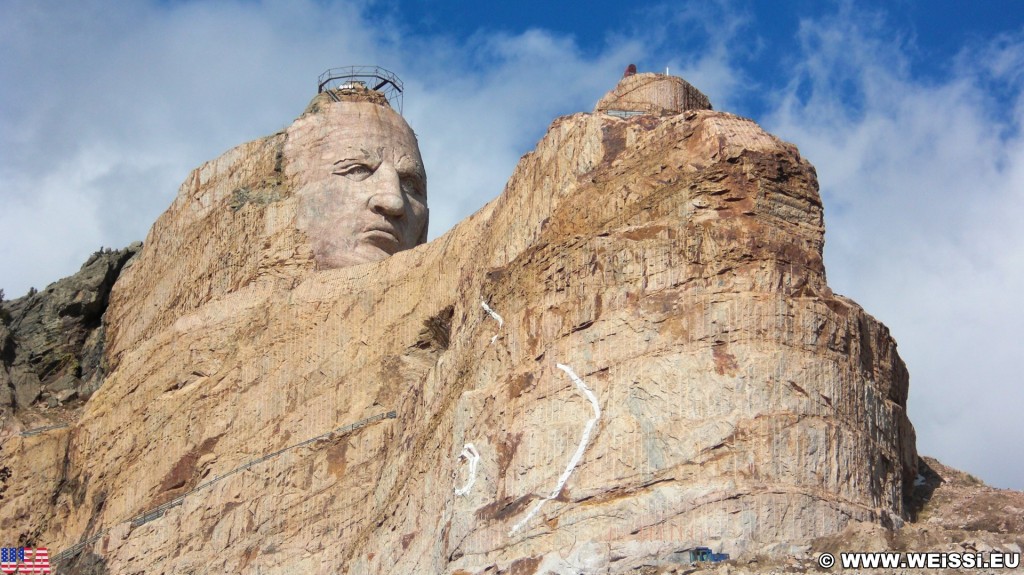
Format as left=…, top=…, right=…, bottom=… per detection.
left=0, top=80, right=921, bottom=574
left=685, top=456, right=1024, bottom=575
left=0, top=244, right=141, bottom=415
left=595, top=73, right=712, bottom=116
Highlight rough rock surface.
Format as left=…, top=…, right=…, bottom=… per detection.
left=639, top=456, right=1024, bottom=575
left=0, top=244, right=141, bottom=416
left=0, top=83, right=932, bottom=575
left=907, top=457, right=1024, bottom=536
left=595, top=73, right=712, bottom=116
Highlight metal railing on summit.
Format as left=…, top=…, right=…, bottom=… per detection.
left=316, top=65, right=404, bottom=113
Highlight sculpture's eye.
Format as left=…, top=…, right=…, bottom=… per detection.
left=333, top=164, right=374, bottom=180
left=400, top=175, right=425, bottom=198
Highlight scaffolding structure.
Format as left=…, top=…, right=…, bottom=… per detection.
left=317, top=65, right=404, bottom=113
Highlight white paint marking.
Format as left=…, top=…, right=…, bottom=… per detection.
left=481, top=300, right=504, bottom=344
left=509, top=363, right=602, bottom=536
left=454, top=443, right=480, bottom=496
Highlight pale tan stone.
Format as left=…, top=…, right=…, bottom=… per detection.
left=595, top=73, right=712, bottom=115
left=291, top=101, right=427, bottom=270
left=0, top=86, right=933, bottom=575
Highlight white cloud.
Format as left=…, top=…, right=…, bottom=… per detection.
left=763, top=13, right=1024, bottom=489
left=0, top=0, right=646, bottom=297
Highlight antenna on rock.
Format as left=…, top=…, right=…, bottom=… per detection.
left=317, top=65, right=404, bottom=114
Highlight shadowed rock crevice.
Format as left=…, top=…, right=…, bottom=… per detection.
left=906, top=456, right=942, bottom=520
left=418, top=305, right=455, bottom=351
left=58, top=550, right=110, bottom=575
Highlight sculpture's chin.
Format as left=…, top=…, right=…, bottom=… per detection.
left=314, top=241, right=394, bottom=270
left=360, top=231, right=403, bottom=253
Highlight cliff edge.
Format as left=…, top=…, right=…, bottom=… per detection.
left=0, top=74, right=959, bottom=575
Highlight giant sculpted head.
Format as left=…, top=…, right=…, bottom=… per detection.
left=290, top=98, right=428, bottom=269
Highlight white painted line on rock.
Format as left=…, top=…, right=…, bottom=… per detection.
left=454, top=443, right=481, bottom=496
left=481, top=300, right=504, bottom=344
left=509, top=363, right=602, bottom=536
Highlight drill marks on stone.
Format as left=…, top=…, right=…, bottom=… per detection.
left=509, top=363, right=602, bottom=536
left=51, top=411, right=397, bottom=566
left=454, top=443, right=481, bottom=496
left=481, top=301, right=504, bottom=344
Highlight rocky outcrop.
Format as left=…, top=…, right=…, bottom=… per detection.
left=908, top=457, right=1024, bottom=536
left=0, top=243, right=141, bottom=415
left=0, top=80, right=925, bottom=575
left=595, top=73, right=712, bottom=116
left=671, top=456, right=1023, bottom=575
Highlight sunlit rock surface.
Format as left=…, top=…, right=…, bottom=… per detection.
left=0, top=79, right=927, bottom=575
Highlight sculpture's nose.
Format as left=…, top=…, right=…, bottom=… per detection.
left=367, top=163, right=405, bottom=217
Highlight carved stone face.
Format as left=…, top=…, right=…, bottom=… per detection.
left=291, top=101, right=428, bottom=269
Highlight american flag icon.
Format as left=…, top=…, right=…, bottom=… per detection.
left=0, top=547, right=50, bottom=574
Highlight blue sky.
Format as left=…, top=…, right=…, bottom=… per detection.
left=2, top=0, right=1023, bottom=490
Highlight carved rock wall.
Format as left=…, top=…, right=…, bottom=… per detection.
left=0, top=102, right=916, bottom=575
left=595, top=73, right=713, bottom=115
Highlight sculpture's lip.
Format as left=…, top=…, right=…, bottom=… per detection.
left=361, top=222, right=402, bottom=247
